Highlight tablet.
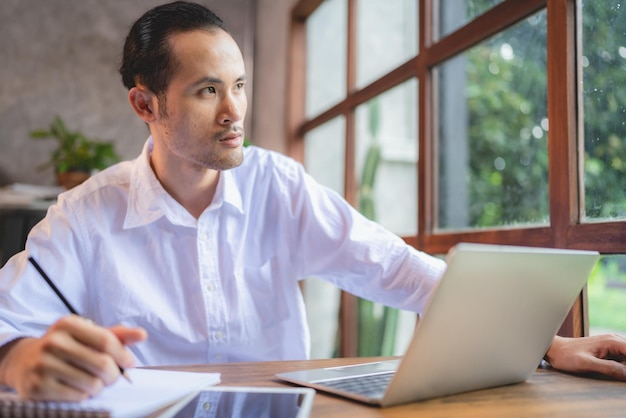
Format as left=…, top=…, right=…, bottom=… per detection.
left=160, top=386, right=316, bottom=418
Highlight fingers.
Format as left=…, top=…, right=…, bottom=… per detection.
left=586, top=356, right=626, bottom=381
left=0, top=337, right=101, bottom=401
left=50, top=316, right=134, bottom=375
left=19, top=349, right=104, bottom=401
left=0, top=316, right=147, bottom=401
left=546, top=334, right=626, bottom=381
left=109, top=325, right=148, bottom=347
left=586, top=334, right=626, bottom=381
left=599, top=334, right=626, bottom=359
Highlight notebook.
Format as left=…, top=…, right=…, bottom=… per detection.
left=0, top=368, right=221, bottom=417
left=276, top=242, right=600, bottom=407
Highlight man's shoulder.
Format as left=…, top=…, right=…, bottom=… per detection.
left=240, top=145, right=303, bottom=178
left=57, top=160, right=133, bottom=206
left=242, top=145, right=297, bottom=165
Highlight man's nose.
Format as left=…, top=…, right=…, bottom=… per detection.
left=218, top=94, right=245, bottom=125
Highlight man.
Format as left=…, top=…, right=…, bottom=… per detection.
left=0, top=1, right=625, bottom=402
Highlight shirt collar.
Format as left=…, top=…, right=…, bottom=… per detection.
left=123, top=137, right=244, bottom=229
left=220, top=164, right=244, bottom=215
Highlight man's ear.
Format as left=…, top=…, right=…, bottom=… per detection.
left=128, top=86, right=158, bottom=123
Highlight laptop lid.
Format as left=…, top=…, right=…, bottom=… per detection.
left=277, top=243, right=599, bottom=407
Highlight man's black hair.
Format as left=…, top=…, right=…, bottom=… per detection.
left=119, top=1, right=228, bottom=96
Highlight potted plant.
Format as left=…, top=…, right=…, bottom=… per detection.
left=30, top=116, right=120, bottom=189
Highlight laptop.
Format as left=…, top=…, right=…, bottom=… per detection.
left=276, top=242, right=600, bottom=407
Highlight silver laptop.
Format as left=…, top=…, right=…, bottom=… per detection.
left=276, top=243, right=599, bottom=407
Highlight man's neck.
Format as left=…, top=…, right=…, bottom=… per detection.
left=150, top=154, right=220, bottom=219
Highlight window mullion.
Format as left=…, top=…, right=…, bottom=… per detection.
left=418, top=0, right=434, bottom=250
left=547, top=0, right=578, bottom=247
left=339, top=0, right=359, bottom=359
left=546, top=0, right=581, bottom=337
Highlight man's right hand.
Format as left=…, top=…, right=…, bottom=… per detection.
left=0, top=315, right=147, bottom=401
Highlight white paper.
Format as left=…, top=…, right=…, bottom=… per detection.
left=0, top=368, right=221, bottom=418
left=89, top=368, right=221, bottom=417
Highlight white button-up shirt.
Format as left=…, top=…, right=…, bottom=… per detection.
left=0, top=139, right=445, bottom=366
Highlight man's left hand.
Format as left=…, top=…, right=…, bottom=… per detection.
left=545, top=334, right=626, bottom=380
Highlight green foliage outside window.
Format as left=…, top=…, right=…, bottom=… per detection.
left=460, top=1, right=626, bottom=223
left=580, top=1, right=626, bottom=219
left=580, top=0, right=626, bottom=334
left=463, top=0, right=626, bottom=333
left=353, top=0, right=626, bottom=354
left=588, top=257, right=626, bottom=335
left=451, top=10, right=549, bottom=228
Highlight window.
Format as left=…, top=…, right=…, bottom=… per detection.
left=289, top=0, right=626, bottom=357
left=436, top=11, right=548, bottom=230
left=580, top=0, right=626, bottom=337
left=581, top=0, right=626, bottom=222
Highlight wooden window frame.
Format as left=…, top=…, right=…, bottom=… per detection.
left=287, top=0, right=626, bottom=357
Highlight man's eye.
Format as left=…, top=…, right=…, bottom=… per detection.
left=235, top=83, right=245, bottom=90
left=202, top=86, right=216, bottom=94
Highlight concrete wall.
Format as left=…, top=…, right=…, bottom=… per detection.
left=0, top=0, right=255, bottom=186
left=251, top=0, right=298, bottom=154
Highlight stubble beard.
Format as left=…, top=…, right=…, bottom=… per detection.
left=205, top=147, right=244, bottom=171
left=205, top=126, right=245, bottom=170
left=158, top=101, right=245, bottom=171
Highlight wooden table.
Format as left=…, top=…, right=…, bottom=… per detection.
left=150, top=356, right=626, bottom=417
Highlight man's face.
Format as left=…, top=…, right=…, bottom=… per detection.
left=152, top=29, right=247, bottom=171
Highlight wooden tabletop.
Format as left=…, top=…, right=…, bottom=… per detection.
left=150, top=356, right=626, bottom=417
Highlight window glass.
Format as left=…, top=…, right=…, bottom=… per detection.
left=581, top=0, right=626, bottom=221
left=306, top=0, right=347, bottom=118
left=304, top=117, right=346, bottom=195
left=303, top=117, right=346, bottom=359
left=355, top=79, right=418, bottom=235
left=435, top=10, right=548, bottom=231
left=588, top=255, right=626, bottom=337
left=356, top=0, right=418, bottom=88
left=304, top=277, right=340, bottom=358
left=437, top=0, right=505, bottom=38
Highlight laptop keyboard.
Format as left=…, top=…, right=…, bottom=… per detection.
left=316, top=371, right=395, bottom=398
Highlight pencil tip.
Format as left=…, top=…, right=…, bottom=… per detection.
left=121, top=370, right=133, bottom=384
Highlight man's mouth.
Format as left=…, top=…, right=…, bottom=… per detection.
left=217, top=132, right=243, bottom=147
left=219, top=133, right=241, bottom=141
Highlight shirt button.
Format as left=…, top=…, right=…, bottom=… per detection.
left=215, top=331, right=223, bottom=339
left=202, top=402, right=212, bottom=411
left=206, top=283, right=216, bottom=292
left=214, top=354, right=223, bottom=361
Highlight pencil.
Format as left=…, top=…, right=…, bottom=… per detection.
left=27, top=256, right=132, bottom=383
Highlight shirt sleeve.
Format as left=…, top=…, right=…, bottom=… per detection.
left=0, top=199, right=90, bottom=348
left=287, top=163, right=446, bottom=314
